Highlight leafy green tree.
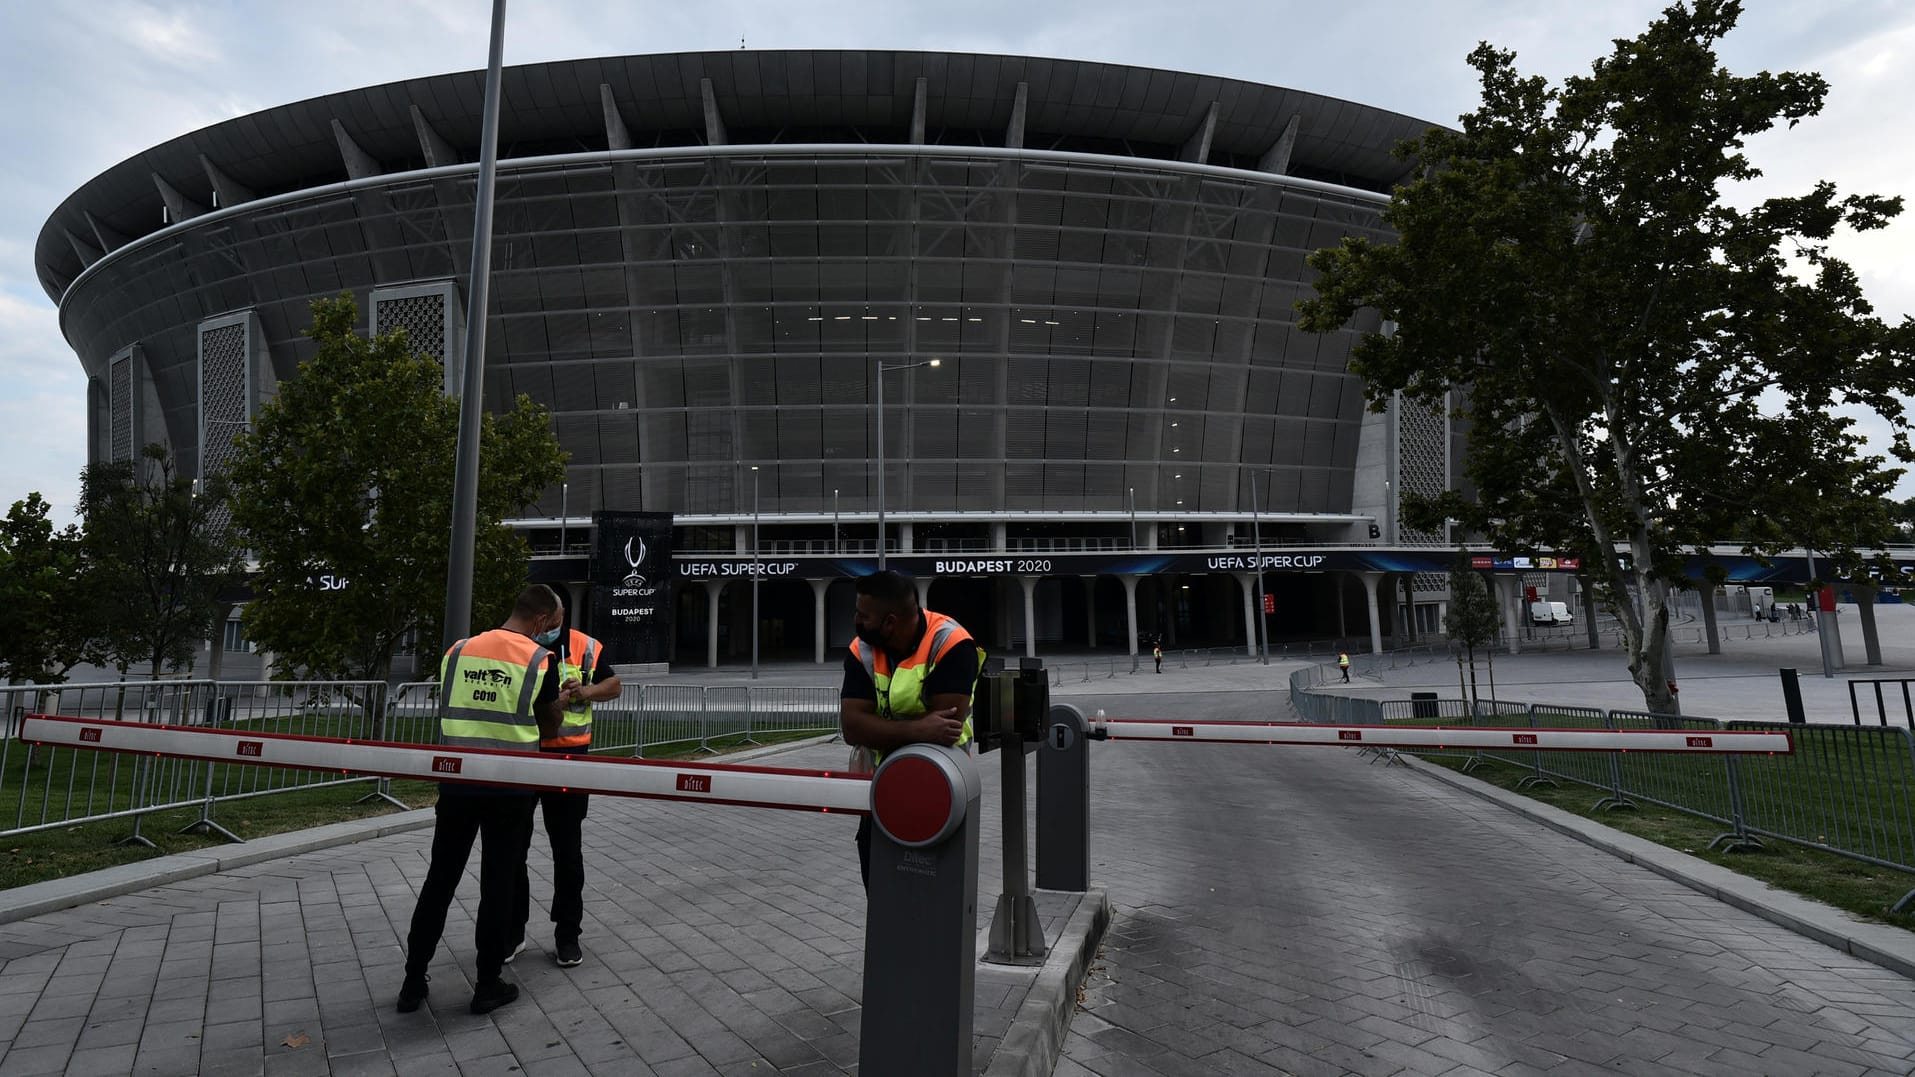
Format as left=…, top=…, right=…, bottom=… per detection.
left=227, top=295, right=566, bottom=684
left=0, top=493, right=99, bottom=685
left=1298, top=0, right=1915, bottom=714
left=1443, top=554, right=1501, bottom=707
left=79, top=446, right=245, bottom=678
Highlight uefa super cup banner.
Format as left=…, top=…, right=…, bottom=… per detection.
left=591, top=511, right=674, bottom=665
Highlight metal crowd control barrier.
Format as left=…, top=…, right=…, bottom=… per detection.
left=1, top=680, right=389, bottom=844
left=1292, top=661, right=1915, bottom=908
left=21, top=712, right=986, bottom=1076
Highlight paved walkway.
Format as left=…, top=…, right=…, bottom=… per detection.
left=0, top=739, right=1076, bottom=1077
left=1056, top=690, right=1915, bottom=1077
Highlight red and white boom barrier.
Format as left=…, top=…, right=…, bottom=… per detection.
left=18, top=714, right=870, bottom=814
left=1092, top=719, right=1794, bottom=755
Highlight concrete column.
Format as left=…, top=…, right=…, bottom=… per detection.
left=810, top=578, right=831, bottom=664
left=1019, top=575, right=1039, bottom=659
left=734, top=523, right=749, bottom=552
left=1082, top=576, right=1098, bottom=647
left=1401, top=574, right=1417, bottom=643
left=900, top=522, right=914, bottom=554
left=991, top=521, right=1008, bottom=552
left=915, top=575, right=932, bottom=612
left=1144, top=525, right=1158, bottom=551
left=1156, top=571, right=1171, bottom=643
left=1358, top=571, right=1384, bottom=655
left=1496, top=576, right=1521, bottom=655
left=1121, top=575, right=1140, bottom=655
left=1335, top=575, right=1348, bottom=639
left=704, top=580, right=724, bottom=669
left=565, top=581, right=590, bottom=633
left=1235, top=573, right=1258, bottom=657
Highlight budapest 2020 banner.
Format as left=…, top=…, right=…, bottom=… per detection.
left=590, top=511, right=674, bottom=666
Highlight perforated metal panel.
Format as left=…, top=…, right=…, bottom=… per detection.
left=109, top=354, right=132, bottom=463
left=1396, top=391, right=1449, bottom=546
left=373, top=292, right=448, bottom=360
left=198, top=322, right=247, bottom=479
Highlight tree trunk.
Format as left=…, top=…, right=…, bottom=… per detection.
left=1456, top=656, right=1468, bottom=703
left=1465, top=646, right=1480, bottom=709
left=1699, top=587, right=1721, bottom=655
left=1486, top=649, right=1498, bottom=706
left=1846, top=580, right=1882, bottom=666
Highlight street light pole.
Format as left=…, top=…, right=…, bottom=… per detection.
left=874, top=357, right=941, bottom=572
left=440, top=0, right=508, bottom=652
left=1128, top=486, right=1137, bottom=551
left=1251, top=473, right=1268, bottom=665
left=751, top=466, right=761, bottom=681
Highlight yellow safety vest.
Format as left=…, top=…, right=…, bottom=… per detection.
left=849, top=610, right=983, bottom=765
left=543, top=628, right=601, bottom=750
left=439, top=628, right=551, bottom=751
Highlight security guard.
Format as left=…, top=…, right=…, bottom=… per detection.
left=1338, top=651, right=1351, bottom=683
left=521, top=623, right=620, bottom=968
left=839, top=570, right=984, bottom=888
left=398, top=585, right=566, bottom=1017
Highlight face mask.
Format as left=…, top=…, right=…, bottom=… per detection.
left=534, top=624, right=562, bottom=647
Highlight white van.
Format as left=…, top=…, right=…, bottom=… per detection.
left=1529, top=600, right=1575, bottom=626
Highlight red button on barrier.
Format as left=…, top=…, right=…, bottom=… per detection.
left=872, top=755, right=955, bottom=847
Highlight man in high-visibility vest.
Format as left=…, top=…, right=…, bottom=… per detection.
left=398, top=585, right=566, bottom=1017
left=839, top=570, right=983, bottom=888
left=521, top=624, right=620, bottom=969
left=1338, top=652, right=1351, bottom=683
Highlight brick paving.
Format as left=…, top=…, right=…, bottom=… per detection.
left=0, top=741, right=1067, bottom=1076
left=1057, top=690, right=1915, bottom=1077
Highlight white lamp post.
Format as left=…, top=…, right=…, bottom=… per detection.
left=874, top=357, right=941, bottom=571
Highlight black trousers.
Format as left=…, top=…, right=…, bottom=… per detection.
left=405, top=792, right=536, bottom=982
left=523, top=789, right=590, bottom=944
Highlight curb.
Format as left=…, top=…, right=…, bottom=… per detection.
left=0, top=733, right=842, bottom=927
left=983, top=890, right=1113, bottom=1077
left=1401, top=754, right=1915, bottom=981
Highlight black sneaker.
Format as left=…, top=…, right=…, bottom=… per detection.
left=469, top=977, right=520, bottom=1015
left=554, top=939, right=583, bottom=968
left=396, top=974, right=430, bottom=1013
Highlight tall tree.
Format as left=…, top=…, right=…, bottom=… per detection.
left=1298, top=0, right=1915, bottom=714
left=0, top=493, right=99, bottom=685
left=1444, top=555, right=1501, bottom=708
left=79, top=446, right=245, bottom=678
left=227, top=295, right=566, bottom=683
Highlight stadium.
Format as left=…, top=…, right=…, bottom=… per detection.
left=34, top=49, right=1479, bottom=670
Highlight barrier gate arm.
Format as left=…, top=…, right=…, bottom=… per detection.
left=1089, top=719, right=1795, bottom=755
left=19, top=714, right=871, bottom=814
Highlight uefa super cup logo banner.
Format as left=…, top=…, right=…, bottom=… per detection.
left=591, top=511, right=674, bottom=665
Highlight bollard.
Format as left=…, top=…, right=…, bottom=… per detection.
left=1779, top=668, right=1806, bottom=725
left=860, top=744, right=982, bottom=1076
left=985, top=659, right=1049, bottom=963
left=1037, top=703, right=1095, bottom=892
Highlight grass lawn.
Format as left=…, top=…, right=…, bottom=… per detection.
left=1, top=728, right=832, bottom=892
left=1419, top=752, right=1915, bottom=930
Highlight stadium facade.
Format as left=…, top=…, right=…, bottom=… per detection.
left=35, top=50, right=1479, bottom=671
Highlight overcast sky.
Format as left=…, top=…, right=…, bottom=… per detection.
left=2, top=0, right=1911, bottom=523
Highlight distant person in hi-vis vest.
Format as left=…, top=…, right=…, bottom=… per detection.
left=519, top=623, right=620, bottom=969
left=398, top=585, right=566, bottom=1017
left=838, top=570, right=985, bottom=888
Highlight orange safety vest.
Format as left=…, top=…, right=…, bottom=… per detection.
left=849, top=609, right=981, bottom=764
left=439, top=628, right=552, bottom=751
left=541, top=627, right=603, bottom=750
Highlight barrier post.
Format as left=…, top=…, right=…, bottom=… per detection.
left=114, top=695, right=161, bottom=849
left=1037, top=703, right=1094, bottom=892
left=179, top=693, right=243, bottom=842
left=1591, top=709, right=1637, bottom=813
left=860, top=744, right=981, bottom=1075
left=985, top=660, right=1048, bottom=963
left=1708, top=755, right=1763, bottom=853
